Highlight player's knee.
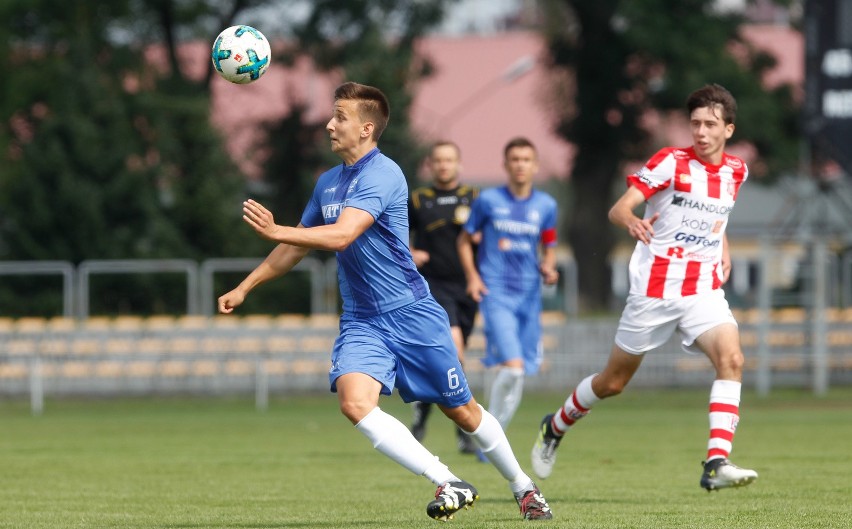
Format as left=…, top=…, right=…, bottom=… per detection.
left=439, top=400, right=479, bottom=431
left=338, top=398, right=373, bottom=424
left=717, top=349, right=745, bottom=375
left=594, top=377, right=627, bottom=398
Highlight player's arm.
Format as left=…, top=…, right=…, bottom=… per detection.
left=242, top=199, right=374, bottom=252
left=410, top=246, right=430, bottom=268
left=218, top=240, right=310, bottom=314
left=458, top=229, right=487, bottom=302
left=408, top=193, right=429, bottom=267
left=539, top=245, right=559, bottom=285
left=720, top=233, right=732, bottom=284
left=409, top=221, right=430, bottom=268
left=608, top=186, right=660, bottom=245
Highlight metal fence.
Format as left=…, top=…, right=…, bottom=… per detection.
left=2, top=308, right=851, bottom=415
left=0, top=257, right=579, bottom=318
left=3, top=241, right=852, bottom=415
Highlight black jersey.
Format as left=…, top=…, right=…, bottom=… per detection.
left=409, top=184, right=479, bottom=282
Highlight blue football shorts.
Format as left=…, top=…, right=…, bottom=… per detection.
left=328, top=296, right=473, bottom=408
left=480, top=289, right=544, bottom=375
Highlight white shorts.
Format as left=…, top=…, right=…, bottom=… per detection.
left=614, top=288, right=737, bottom=355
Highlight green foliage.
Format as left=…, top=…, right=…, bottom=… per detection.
left=0, top=0, right=457, bottom=316
left=0, top=0, right=256, bottom=263
left=0, top=0, right=283, bottom=315
left=291, top=0, right=455, bottom=184
left=537, top=0, right=801, bottom=310
left=252, top=106, right=328, bottom=228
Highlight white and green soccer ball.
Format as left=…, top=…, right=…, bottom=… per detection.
left=211, top=25, right=271, bottom=84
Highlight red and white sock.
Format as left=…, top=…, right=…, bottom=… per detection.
left=550, top=374, right=600, bottom=436
left=706, top=379, right=742, bottom=462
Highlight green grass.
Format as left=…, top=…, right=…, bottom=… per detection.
left=1, top=388, right=851, bottom=528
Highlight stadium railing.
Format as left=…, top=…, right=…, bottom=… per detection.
left=2, top=309, right=852, bottom=415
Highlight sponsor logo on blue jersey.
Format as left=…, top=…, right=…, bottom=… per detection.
left=323, top=203, right=343, bottom=220
left=493, top=219, right=540, bottom=236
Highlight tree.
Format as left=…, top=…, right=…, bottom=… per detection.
left=0, top=0, right=268, bottom=315
left=289, top=0, right=455, bottom=183
left=537, top=0, right=800, bottom=311
left=243, top=0, right=456, bottom=246
left=0, top=0, right=459, bottom=315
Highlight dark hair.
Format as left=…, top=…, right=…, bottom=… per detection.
left=430, top=140, right=461, bottom=158
left=503, top=136, right=537, bottom=159
left=334, top=82, right=390, bottom=140
left=687, top=84, right=737, bottom=124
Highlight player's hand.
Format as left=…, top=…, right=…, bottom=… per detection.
left=540, top=265, right=559, bottom=285
left=466, top=275, right=488, bottom=303
left=218, top=288, right=246, bottom=314
left=411, top=249, right=430, bottom=268
left=627, top=212, right=659, bottom=245
left=243, top=199, right=281, bottom=241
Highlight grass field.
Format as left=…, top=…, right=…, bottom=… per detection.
left=1, top=388, right=851, bottom=529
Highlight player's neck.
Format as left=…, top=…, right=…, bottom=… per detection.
left=692, top=145, right=725, bottom=166
left=433, top=179, right=459, bottom=192
left=341, top=142, right=378, bottom=166
left=507, top=182, right=533, bottom=199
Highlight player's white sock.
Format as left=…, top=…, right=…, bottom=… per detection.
left=467, top=405, right=534, bottom=495
left=356, top=407, right=458, bottom=485
left=551, top=374, right=599, bottom=436
left=707, top=379, right=742, bottom=461
left=488, top=366, right=525, bottom=429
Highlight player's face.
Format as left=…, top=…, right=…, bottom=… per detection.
left=327, top=99, right=368, bottom=162
left=429, top=145, right=461, bottom=188
left=504, top=146, right=538, bottom=187
left=690, top=104, right=734, bottom=165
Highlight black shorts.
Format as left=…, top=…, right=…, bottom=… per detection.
left=426, top=277, right=479, bottom=344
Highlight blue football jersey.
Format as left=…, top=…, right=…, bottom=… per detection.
left=301, top=148, right=428, bottom=317
left=464, top=186, right=558, bottom=296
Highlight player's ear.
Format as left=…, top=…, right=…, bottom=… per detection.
left=361, top=121, right=374, bottom=139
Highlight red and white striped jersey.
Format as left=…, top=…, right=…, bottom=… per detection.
left=625, top=146, right=748, bottom=299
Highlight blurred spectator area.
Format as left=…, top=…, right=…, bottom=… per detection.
left=2, top=308, right=852, bottom=405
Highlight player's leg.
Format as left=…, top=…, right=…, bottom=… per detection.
left=330, top=318, right=472, bottom=520
left=392, top=298, right=549, bottom=520
left=338, top=373, right=461, bottom=481
left=481, top=298, right=525, bottom=430
left=688, top=300, right=757, bottom=491
left=532, top=294, right=676, bottom=479
left=374, top=298, right=482, bottom=520
left=409, top=282, right=467, bottom=448
left=338, top=372, right=478, bottom=521
left=440, top=400, right=552, bottom=520
left=488, top=359, right=525, bottom=430
left=444, top=323, right=478, bottom=453
left=409, top=400, right=431, bottom=442
left=453, top=292, right=480, bottom=454
left=530, top=345, right=643, bottom=478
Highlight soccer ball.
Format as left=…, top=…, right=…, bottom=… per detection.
left=211, top=25, right=271, bottom=84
